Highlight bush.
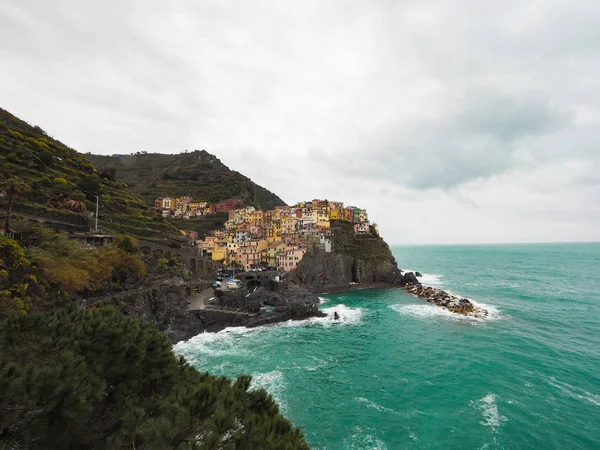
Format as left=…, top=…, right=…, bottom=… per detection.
left=100, top=167, right=117, bottom=182
left=0, top=305, right=309, bottom=449
left=26, top=232, right=146, bottom=299
left=0, top=238, right=44, bottom=315
left=77, top=176, right=101, bottom=196
left=53, top=177, right=68, bottom=185
left=9, top=130, right=23, bottom=139
left=116, top=235, right=137, bottom=254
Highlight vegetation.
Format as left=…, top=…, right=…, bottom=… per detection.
left=0, top=109, right=306, bottom=448
left=0, top=304, right=310, bottom=449
left=0, top=233, right=146, bottom=314
left=86, top=150, right=286, bottom=211
left=0, top=108, right=179, bottom=240
left=330, top=220, right=390, bottom=263
left=170, top=213, right=229, bottom=240
left=0, top=238, right=42, bottom=315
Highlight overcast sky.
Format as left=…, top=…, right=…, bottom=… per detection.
left=1, top=0, right=599, bottom=244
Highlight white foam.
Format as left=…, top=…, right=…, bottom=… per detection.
left=318, top=296, right=329, bottom=304
left=402, top=269, right=444, bottom=287
left=175, top=304, right=364, bottom=356
left=357, top=397, right=402, bottom=416
left=471, top=393, right=507, bottom=431
left=392, top=297, right=502, bottom=322
left=247, top=370, right=288, bottom=414
left=277, top=303, right=364, bottom=328
left=305, top=356, right=330, bottom=372
left=390, top=303, right=494, bottom=322
left=173, top=326, right=257, bottom=356
left=547, top=377, right=600, bottom=406
left=345, top=426, right=388, bottom=450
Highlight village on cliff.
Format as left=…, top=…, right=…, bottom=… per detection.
left=154, top=197, right=371, bottom=271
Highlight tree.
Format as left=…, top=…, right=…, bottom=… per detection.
left=0, top=172, right=30, bottom=234
left=0, top=237, right=44, bottom=315
left=0, top=305, right=310, bottom=449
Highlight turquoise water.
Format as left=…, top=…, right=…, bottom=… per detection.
left=175, top=243, right=600, bottom=449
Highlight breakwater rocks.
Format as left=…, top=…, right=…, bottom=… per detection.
left=403, top=281, right=489, bottom=318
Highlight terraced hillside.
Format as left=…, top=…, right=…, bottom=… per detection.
left=86, top=150, right=286, bottom=211
left=0, top=108, right=179, bottom=239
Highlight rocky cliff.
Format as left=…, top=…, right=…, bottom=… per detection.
left=292, top=220, right=402, bottom=286
left=86, top=278, right=324, bottom=343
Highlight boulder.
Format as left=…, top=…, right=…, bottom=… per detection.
left=399, top=272, right=420, bottom=286
left=415, top=272, right=423, bottom=277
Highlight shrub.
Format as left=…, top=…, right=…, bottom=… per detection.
left=9, top=130, right=23, bottom=139
left=77, top=176, right=101, bottom=196
left=0, top=305, right=310, bottom=449
left=0, top=238, right=44, bottom=315
left=116, top=235, right=137, bottom=254
left=53, top=177, right=68, bottom=185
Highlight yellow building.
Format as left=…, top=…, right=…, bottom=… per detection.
left=248, top=210, right=264, bottom=227
left=316, top=212, right=330, bottom=228
left=329, top=209, right=341, bottom=220
left=211, top=244, right=226, bottom=262
left=267, top=220, right=282, bottom=243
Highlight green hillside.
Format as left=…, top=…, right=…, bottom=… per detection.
left=86, top=150, right=286, bottom=211
left=0, top=108, right=179, bottom=239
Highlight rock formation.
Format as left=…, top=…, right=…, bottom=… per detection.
left=86, top=279, right=325, bottom=343
left=402, top=277, right=488, bottom=318
left=214, top=282, right=325, bottom=328
left=292, top=220, right=402, bottom=286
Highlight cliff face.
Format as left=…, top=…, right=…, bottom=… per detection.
left=292, top=220, right=402, bottom=286
left=87, top=279, right=324, bottom=343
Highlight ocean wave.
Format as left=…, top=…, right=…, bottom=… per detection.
left=279, top=303, right=364, bottom=328
left=546, top=377, right=600, bottom=406
left=173, top=326, right=257, bottom=356
left=305, top=356, right=331, bottom=372
left=344, top=426, right=388, bottom=450
left=471, top=393, right=507, bottom=431
left=175, top=304, right=364, bottom=355
left=390, top=303, right=501, bottom=322
left=402, top=269, right=444, bottom=287
left=357, top=397, right=402, bottom=416
left=250, top=370, right=287, bottom=411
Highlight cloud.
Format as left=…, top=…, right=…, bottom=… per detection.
left=341, top=90, right=572, bottom=190
left=0, top=0, right=599, bottom=243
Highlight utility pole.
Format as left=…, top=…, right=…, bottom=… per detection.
left=95, top=196, right=99, bottom=232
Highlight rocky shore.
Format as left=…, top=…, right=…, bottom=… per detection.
left=213, top=283, right=326, bottom=328
left=402, top=275, right=489, bottom=318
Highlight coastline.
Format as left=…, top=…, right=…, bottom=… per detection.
left=179, top=278, right=490, bottom=341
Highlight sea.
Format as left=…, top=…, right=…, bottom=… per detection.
left=174, top=243, right=600, bottom=449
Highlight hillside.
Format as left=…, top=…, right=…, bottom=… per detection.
left=0, top=108, right=179, bottom=240
left=86, top=151, right=286, bottom=211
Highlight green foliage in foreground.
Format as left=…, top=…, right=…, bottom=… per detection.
left=0, top=305, right=310, bottom=450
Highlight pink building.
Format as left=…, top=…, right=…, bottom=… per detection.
left=237, top=246, right=263, bottom=270
left=278, top=247, right=306, bottom=271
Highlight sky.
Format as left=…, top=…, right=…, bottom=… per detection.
left=1, top=0, right=599, bottom=244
